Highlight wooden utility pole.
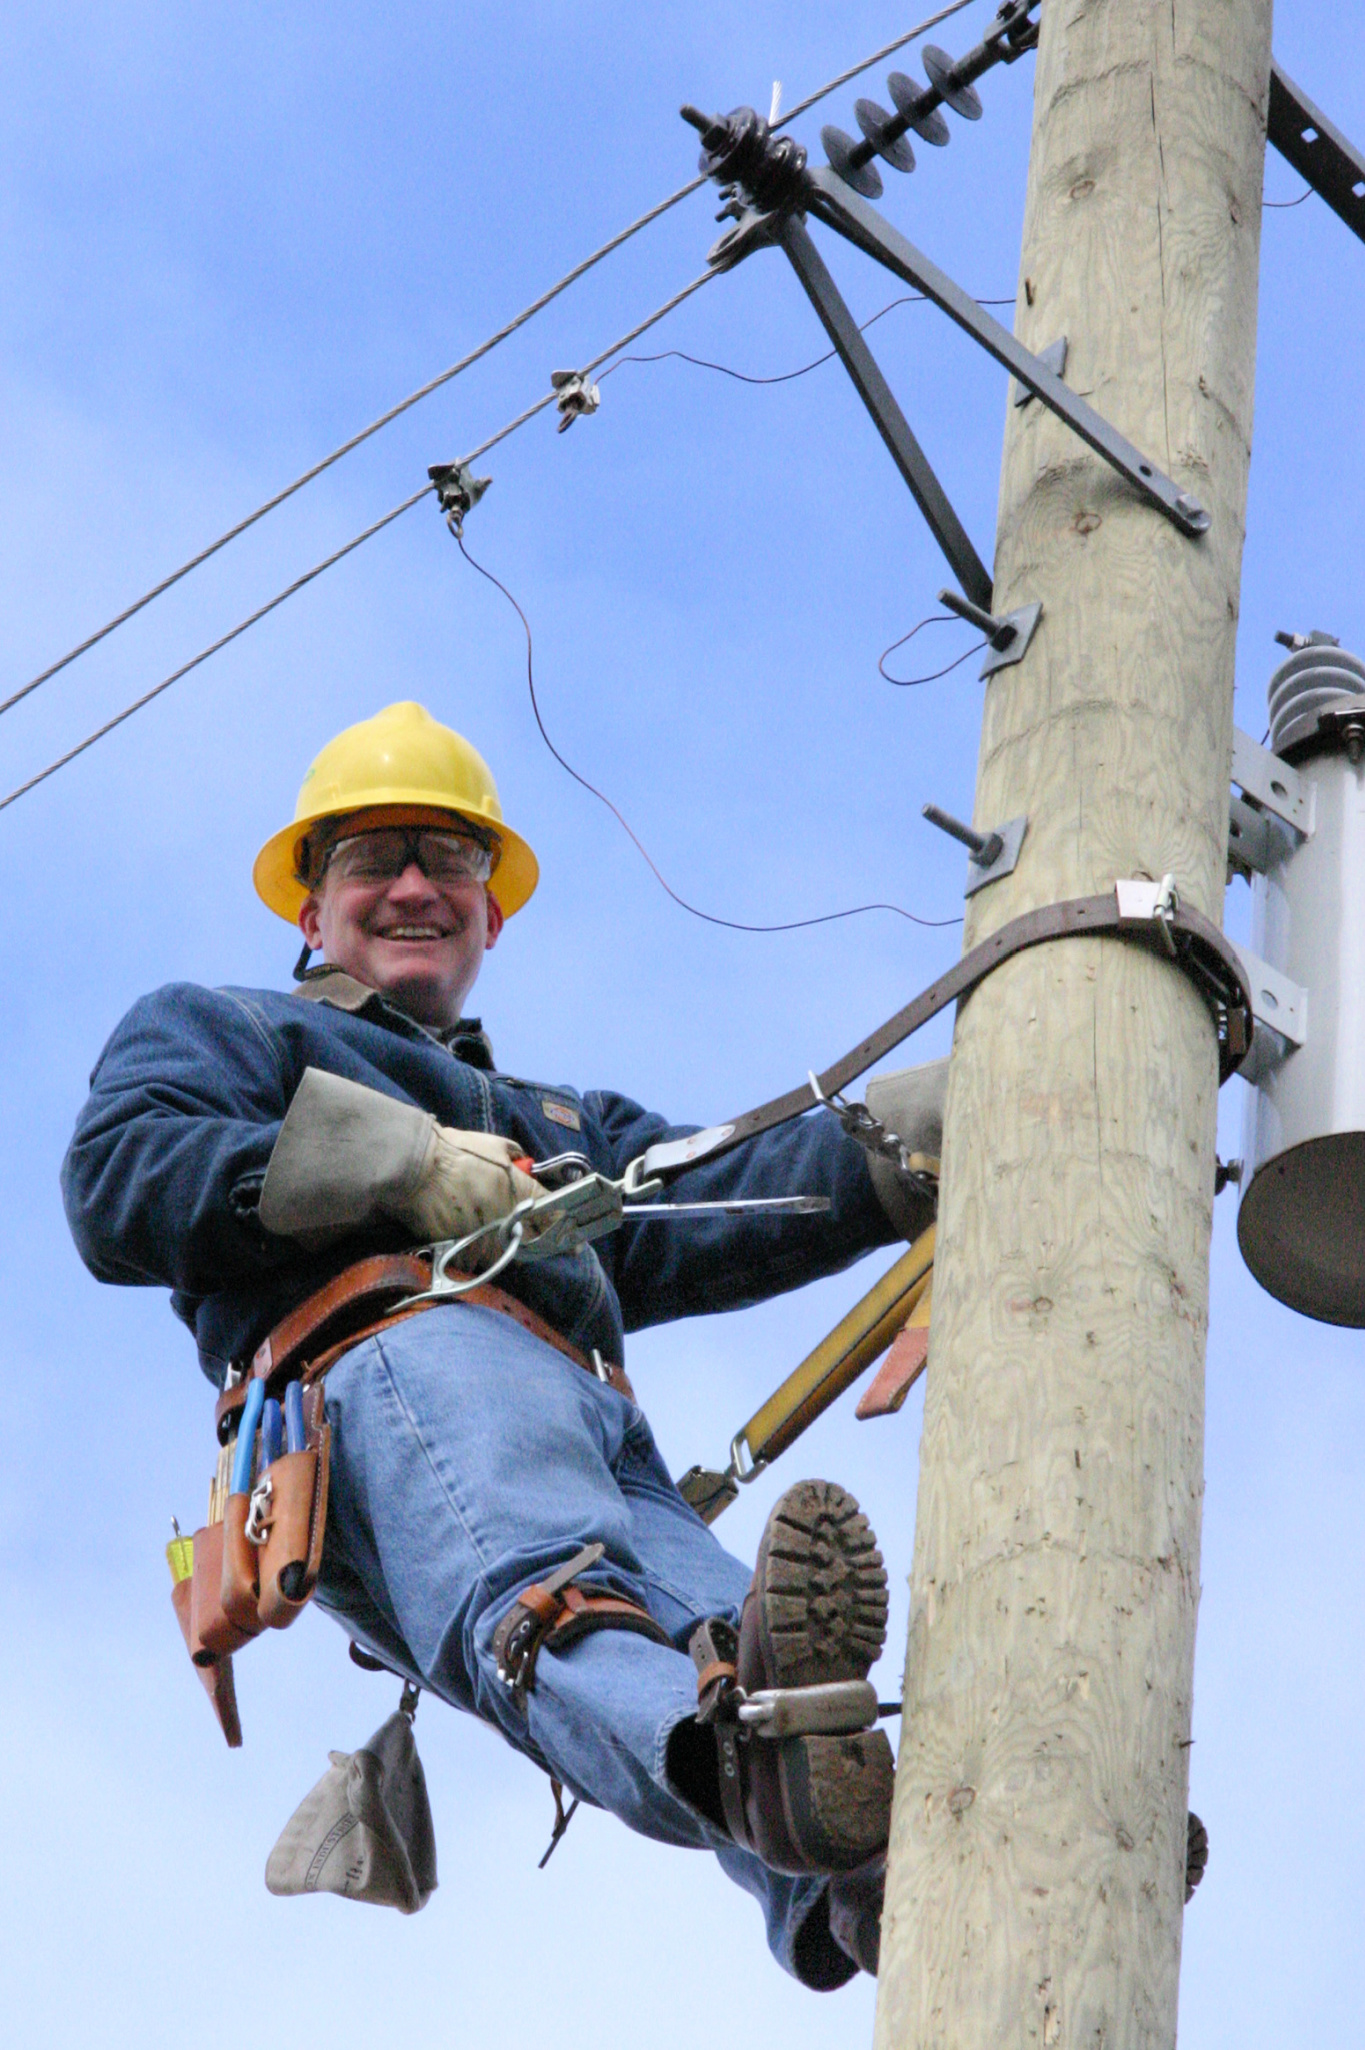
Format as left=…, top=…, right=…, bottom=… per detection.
left=875, top=5, right=1273, bottom=2046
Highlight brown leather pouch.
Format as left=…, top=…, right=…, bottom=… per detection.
left=170, top=1576, right=243, bottom=1747
left=257, top=1435, right=327, bottom=1628
left=221, top=1492, right=264, bottom=1634
left=189, top=1520, right=257, bottom=1662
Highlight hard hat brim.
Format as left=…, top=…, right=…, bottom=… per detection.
left=253, top=799, right=540, bottom=923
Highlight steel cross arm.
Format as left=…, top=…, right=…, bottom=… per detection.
left=1268, top=61, right=1365, bottom=247
left=803, top=166, right=1212, bottom=540
left=776, top=213, right=993, bottom=608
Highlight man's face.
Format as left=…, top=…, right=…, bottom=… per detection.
left=299, top=822, right=504, bottom=1028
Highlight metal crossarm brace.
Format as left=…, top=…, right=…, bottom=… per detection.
left=1268, top=61, right=1365, bottom=247
left=803, top=167, right=1211, bottom=539
left=777, top=213, right=992, bottom=607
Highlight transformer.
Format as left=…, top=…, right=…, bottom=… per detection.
left=1237, top=634, right=1365, bottom=1324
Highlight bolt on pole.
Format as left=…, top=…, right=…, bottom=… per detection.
left=874, top=4, right=1273, bottom=2046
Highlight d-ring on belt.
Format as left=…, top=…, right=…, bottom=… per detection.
left=629, top=879, right=1253, bottom=1187
left=214, top=1252, right=634, bottom=1442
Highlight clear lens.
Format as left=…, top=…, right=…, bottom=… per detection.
left=327, top=827, right=496, bottom=888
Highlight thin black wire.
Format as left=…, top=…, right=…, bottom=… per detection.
left=1264, top=187, right=1313, bottom=208
left=3, top=0, right=979, bottom=725
left=455, top=533, right=963, bottom=933
left=600, top=292, right=1015, bottom=389
left=880, top=614, right=987, bottom=687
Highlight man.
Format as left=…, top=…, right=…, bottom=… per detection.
left=62, top=700, right=945, bottom=1989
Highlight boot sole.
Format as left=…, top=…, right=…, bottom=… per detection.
left=755, top=1479, right=889, bottom=1689
left=742, top=1481, right=893, bottom=1874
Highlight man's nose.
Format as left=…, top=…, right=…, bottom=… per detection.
left=387, top=861, right=442, bottom=901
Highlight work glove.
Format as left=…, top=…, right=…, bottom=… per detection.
left=259, top=1066, right=544, bottom=1251
left=861, top=1055, right=949, bottom=1241
left=397, top=1123, right=543, bottom=1243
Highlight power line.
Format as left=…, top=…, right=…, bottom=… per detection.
left=3, top=0, right=979, bottom=728
left=0, top=273, right=721, bottom=816
left=0, top=488, right=434, bottom=816
left=456, top=531, right=964, bottom=934
left=782, top=0, right=976, bottom=121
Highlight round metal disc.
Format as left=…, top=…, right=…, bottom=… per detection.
left=820, top=126, right=884, bottom=200
left=887, top=71, right=950, bottom=146
left=854, top=99, right=915, bottom=174
left=922, top=45, right=983, bottom=121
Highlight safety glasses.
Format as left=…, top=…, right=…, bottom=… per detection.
left=320, top=825, right=498, bottom=890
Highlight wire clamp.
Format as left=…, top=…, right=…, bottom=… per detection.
left=427, top=460, right=492, bottom=536
left=551, top=369, right=601, bottom=432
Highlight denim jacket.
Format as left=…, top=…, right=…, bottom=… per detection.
left=61, top=972, right=897, bottom=1386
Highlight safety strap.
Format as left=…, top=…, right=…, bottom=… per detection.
left=491, top=1542, right=670, bottom=1699
left=636, top=882, right=1253, bottom=1184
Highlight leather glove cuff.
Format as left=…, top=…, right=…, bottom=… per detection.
left=260, top=1068, right=436, bottom=1242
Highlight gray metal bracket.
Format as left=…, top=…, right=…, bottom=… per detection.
left=923, top=801, right=1027, bottom=894
left=775, top=212, right=993, bottom=607
left=1230, top=942, right=1308, bottom=1050
left=980, top=601, right=1042, bottom=677
left=1227, top=793, right=1292, bottom=880
left=1230, top=726, right=1315, bottom=836
left=964, top=812, right=1027, bottom=893
left=802, top=168, right=1210, bottom=539
left=1268, top=62, right=1365, bottom=248
left=1014, top=336, right=1067, bottom=407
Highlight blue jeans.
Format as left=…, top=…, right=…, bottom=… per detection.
left=314, top=1302, right=843, bottom=1984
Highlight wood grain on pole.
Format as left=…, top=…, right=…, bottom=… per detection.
left=874, top=6, right=1272, bottom=2046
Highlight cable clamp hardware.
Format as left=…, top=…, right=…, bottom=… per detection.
left=427, top=460, right=492, bottom=535
left=550, top=369, right=601, bottom=432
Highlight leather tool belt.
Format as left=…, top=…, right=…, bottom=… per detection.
left=175, top=1252, right=637, bottom=1749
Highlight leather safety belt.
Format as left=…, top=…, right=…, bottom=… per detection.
left=673, top=880, right=1253, bottom=1522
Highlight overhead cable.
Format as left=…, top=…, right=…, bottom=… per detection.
left=0, top=273, right=720, bottom=816
left=3, top=0, right=977, bottom=726
left=0, top=488, right=433, bottom=816
left=456, top=532, right=963, bottom=933
left=0, top=180, right=708, bottom=725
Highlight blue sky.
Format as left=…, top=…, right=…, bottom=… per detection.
left=1, top=5, right=1362, bottom=2044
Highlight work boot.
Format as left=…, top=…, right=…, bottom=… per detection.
left=691, top=1480, right=893, bottom=1875
left=827, top=1856, right=885, bottom=1975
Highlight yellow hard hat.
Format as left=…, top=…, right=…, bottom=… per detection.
left=253, top=701, right=539, bottom=922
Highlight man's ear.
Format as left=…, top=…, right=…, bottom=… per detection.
left=484, top=892, right=505, bottom=951
left=299, top=894, right=324, bottom=948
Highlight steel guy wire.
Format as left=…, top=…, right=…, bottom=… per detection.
left=455, top=531, right=964, bottom=934
left=3, top=0, right=978, bottom=726
left=0, top=272, right=722, bottom=816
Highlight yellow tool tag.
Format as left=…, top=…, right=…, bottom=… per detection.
left=165, top=1534, right=195, bottom=1584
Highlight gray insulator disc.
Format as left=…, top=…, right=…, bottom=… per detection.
left=887, top=71, right=950, bottom=145
left=922, top=46, right=983, bottom=120
left=821, top=126, right=884, bottom=200
left=854, top=99, right=915, bottom=173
